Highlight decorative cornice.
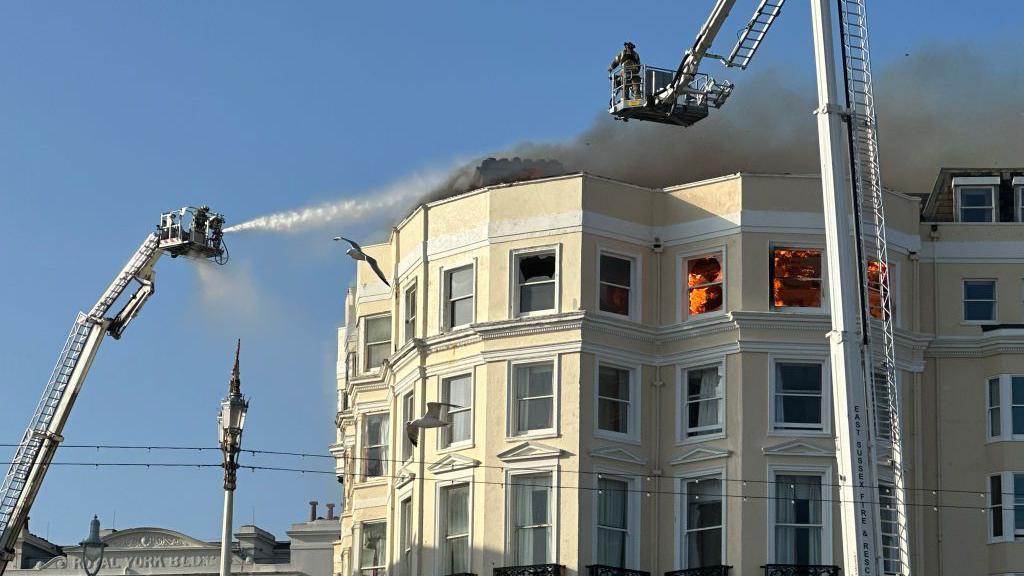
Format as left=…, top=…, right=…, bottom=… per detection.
left=669, top=446, right=732, bottom=466
left=496, top=441, right=565, bottom=462
left=426, top=453, right=480, bottom=474
left=762, top=439, right=836, bottom=458
left=589, top=446, right=647, bottom=465
left=926, top=330, right=1024, bottom=358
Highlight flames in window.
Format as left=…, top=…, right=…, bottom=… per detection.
left=772, top=248, right=822, bottom=308
left=867, top=260, right=893, bottom=320
left=688, top=255, right=723, bottom=316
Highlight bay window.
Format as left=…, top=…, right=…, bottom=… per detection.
left=510, top=473, right=553, bottom=565
left=512, top=362, right=555, bottom=436
left=363, top=315, right=391, bottom=371
left=515, top=250, right=557, bottom=315
left=359, top=521, right=387, bottom=576
left=686, top=253, right=724, bottom=318
left=440, top=483, right=470, bottom=574
left=986, top=375, right=1024, bottom=440
left=682, top=475, right=724, bottom=569
left=599, top=252, right=635, bottom=317
left=445, top=266, right=475, bottom=329
left=683, top=365, right=723, bottom=439
left=596, top=477, right=630, bottom=568
left=772, top=473, right=825, bottom=565
left=773, top=361, right=826, bottom=433
left=597, top=363, right=634, bottom=438
left=771, top=247, right=823, bottom=310
left=363, top=413, right=388, bottom=479
left=440, top=374, right=472, bottom=448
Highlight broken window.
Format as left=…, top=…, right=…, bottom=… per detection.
left=600, top=253, right=634, bottom=316
left=771, top=248, right=822, bottom=309
left=867, top=260, right=894, bottom=320
left=687, top=253, right=724, bottom=317
left=516, top=251, right=557, bottom=314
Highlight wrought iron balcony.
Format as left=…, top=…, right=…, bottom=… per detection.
left=494, top=565, right=565, bottom=576
left=665, top=566, right=732, bottom=576
left=762, top=565, right=840, bottom=576
left=586, top=565, right=651, bottom=576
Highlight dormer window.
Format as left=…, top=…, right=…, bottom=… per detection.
left=954, top=177, right=999, bottom=222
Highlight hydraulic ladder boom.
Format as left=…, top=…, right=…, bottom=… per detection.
left=0, top=207, right=227, bottom=575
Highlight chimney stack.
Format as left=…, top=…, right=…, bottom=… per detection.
left=326, top=503, right=335, bottom=520
left=308, top=501, right=318, bottom=522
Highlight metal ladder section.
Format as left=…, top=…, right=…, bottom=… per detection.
left=837, top=1, right=911, bottom=574
left=723, top=0, right=786, bottom=69
left=0, top=234, right=160, bottom=539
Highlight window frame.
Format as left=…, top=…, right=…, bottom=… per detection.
left=505, top=468, right=558, bottom=567
left=769, top=244, right=827, bottom=313
left=438, top=372, right=474, bottom=451
left=878, top=481, right=902, bottom=575
left=985, top=470, right=1024, bottom=543
left=678, top=361, right=726, bottom=443
left=361, top=314, right=392, bottom=373
left=358, top=520, right=388, bottom=576
left=963, top=278, right=997, bottom=323
left=361, top=412, right=390, bottom=481
left=401, top=391, right=415, bottom=462
left=678, top=247, right=727, bottom=323
left=443, top=263, right=476, bottom=331
left=677, top=468, right=727, bottom=571
left=594, top=359, right=642, bottom=444
left=591, top=471, right=641, bottom=569
left=511, top=245, right=561, bottom=318
left=436, top=480, right=473, bottom=575
left=1016, top=182, right=1024, bottom=223
left=985, top=375, right=1024, bottom=442
left=403, top=282, right=417, bottom=344
left=508, top=357, right=559, bottom=439
left=955, top=184, right=997, bottom=223
left=597, top=248, right=642, bottom=322
left=399, top=496, right=414, bottom=576
left=766, top=465, right=833, bottom=566
left=769, top=357, right=831, bottom=436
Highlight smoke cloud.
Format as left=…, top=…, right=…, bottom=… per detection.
left=224, top=170, right=451, bottom=234
left=229, top=44, right=1022, bottom=234
left=430, top=45, right=1023, bottom=201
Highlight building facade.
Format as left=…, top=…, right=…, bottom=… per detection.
left=9, top=510, right=339, bottom=576
left=331, top=170, right=1024, bottom=576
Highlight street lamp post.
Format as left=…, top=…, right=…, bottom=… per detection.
left=79, top=516, right=107, bottom=576
left=218, top=340, right=248, bottom=576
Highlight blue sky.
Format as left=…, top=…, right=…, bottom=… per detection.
left=0, top=1, right=1019, bottom=544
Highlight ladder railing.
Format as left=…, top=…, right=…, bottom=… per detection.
left=723, top=0, right=786, bottom=69
left=838, top=0, right=910, bottom=573
left=0, top=233, right=161, bottom=544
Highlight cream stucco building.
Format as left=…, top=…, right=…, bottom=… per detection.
left=330, top=168, right=1024, bottom=576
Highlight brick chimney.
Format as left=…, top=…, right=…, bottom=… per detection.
left=325, top=503, right=335, bottom=520
left=308, top=501, right=318, bottom=522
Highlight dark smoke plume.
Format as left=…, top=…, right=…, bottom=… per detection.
left=427, top=44, right=1024, bottom=203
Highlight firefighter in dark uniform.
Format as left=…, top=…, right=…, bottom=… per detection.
left=609, top=42, right=641, bottom=100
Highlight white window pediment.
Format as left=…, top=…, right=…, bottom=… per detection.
left=763, top=439, right=835, bottom=457
left=589, top=445, right=647, bottom=465
left=497, top=441, right=564, bottom=462
left=669, top=446, right=731, bottom=466
left=393, top=466, right=416, bottom=489
left=426, top=453, right=480, bottom=474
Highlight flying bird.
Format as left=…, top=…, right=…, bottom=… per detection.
left=334, top=236, right=391, bottom=287
left=405, top=402, right=461, bottom=448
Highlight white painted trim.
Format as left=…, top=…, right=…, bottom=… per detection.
left=669, top=446, right=731, bottom=466
left=435, top=477, right=474, bottom=576
left=1013, top=177, right=1024, bottom=187
left=503, top=465, right=560, bottom=566
left=507, top=355, right=561, bottom=440
left=677, top=359, right=727, bottom=444
left=953, top=176, right=1001, bottom=186
left=591, top=469, right=642, bottom=568
left=954, top=184, right=998, bottom=223
left=768, top=354, right=832, bottom=436
left=596, top=245, right=644, bottom=323
left=766, top=464, right=834, bottom=565
left=436, top=370, right=475, bottom=451
left=676, top=467, right=728, bottom=571
left=510, top=243, right=563, bottom=319
left=589, top=446, right=647, bottom=466
left=594, top=357, right=643, bottom=444
left=676, top=246, right=728, bottom=325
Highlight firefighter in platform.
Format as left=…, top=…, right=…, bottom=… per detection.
left=609, top=41, right=641, bottom=100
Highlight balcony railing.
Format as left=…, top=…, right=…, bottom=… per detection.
left=586, top=565, right=651, bottom=576
left=665, top=566, right=732, bottom=576
left=762, top=565, right=840, bottom=576
left=494, top=565, right=565, bottom=576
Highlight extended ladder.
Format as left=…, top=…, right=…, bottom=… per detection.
left=838, top=0, right=911, bottom=573
left=723, top=0, right=786, bottom=69
left=0, top=234, right=161, bottom=569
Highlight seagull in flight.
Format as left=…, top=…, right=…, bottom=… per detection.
left=405, top=402, right=461, bottom=448
left=333, top=236, right=391, bottom=288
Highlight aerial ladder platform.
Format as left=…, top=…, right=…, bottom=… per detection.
left=608, top=1, right=909, bottom=574
left=0, top=206, right=228, bottom=575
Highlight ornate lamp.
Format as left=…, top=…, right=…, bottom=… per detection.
left=79, top=515, right=107, bottom=576
left=218, top=340, right=248, bottom=576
